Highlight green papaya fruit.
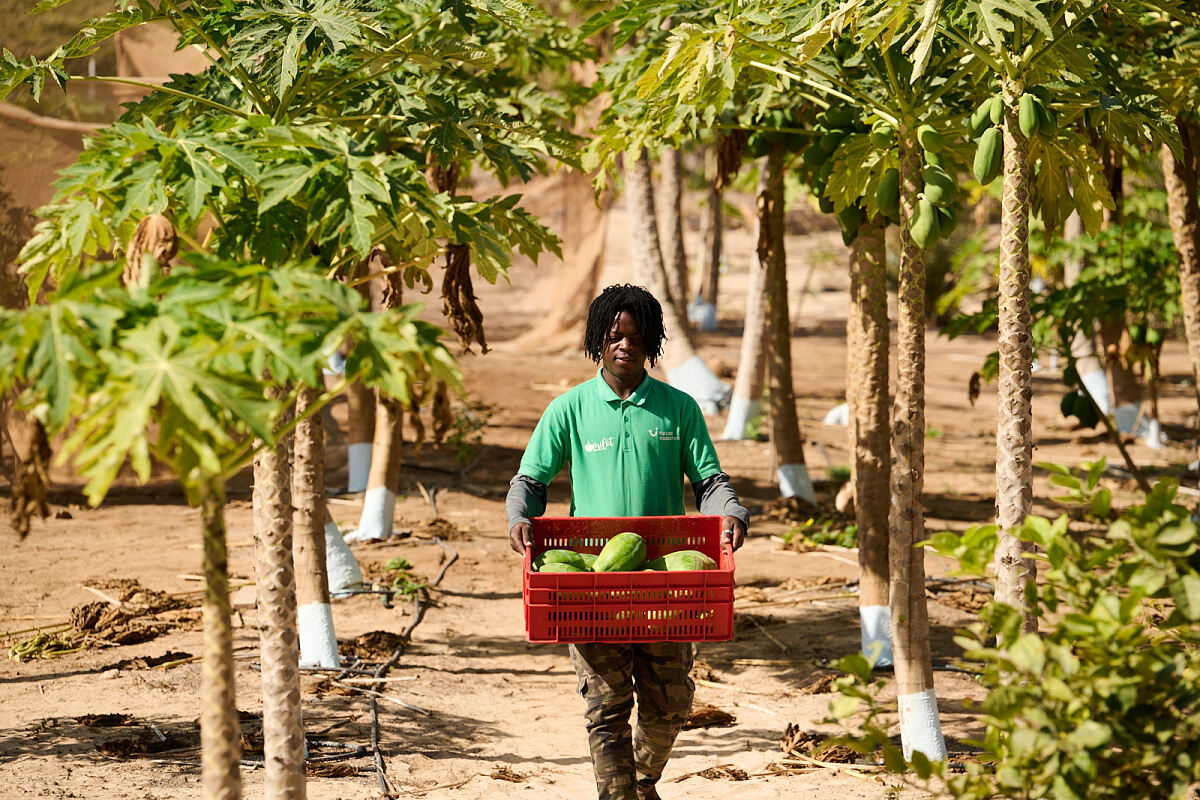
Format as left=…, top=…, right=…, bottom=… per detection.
left=916, top=124, right=943, bottom=153
left=819, top=131, right=845, bottom=152
left=1129, top=323, right=1146, bottom=344
left=1059, top=390, right=1077, bottom=418
left=1031, top=85, right=1051, bottom=104
left=870, top=123, right=895, bottom=148
left=593, top=532, right=647, bottom=572
left=818, top=195, right=835, bottom=214
left=837, top=204, right=864, bottom=245
left=988, top=95, right=1004, bottom=125
left=1075, top=397, right=1100, bottom=429
left=1037, top=101, right=1057, bottom=136
left=538, top=562, right=587, bottom=573
left=644, top=550, right=718, bottom=571
left=875, top=167, right=900, bottom=218
left=969, top=101, right=992, bottom=138
left=533, top=549, right=590, bottom=571
left=1062, top=364, right=1080, bottom=387
left=924, top=149, right=943, bottom=168
left=910, top=196, right=940, bottom=249
left=922, top=165, right=957, bottom=207
left=801, top=144, right=825, bottom=167
left=936, top=205, right=957, bottom=238
left=974, top=127, right=1003, bottom=185
left=745, top=132, right=769, bottom=159
left=1018, top=93, right=1040, bottom=138
left=822, top=106, right=855, bottom=129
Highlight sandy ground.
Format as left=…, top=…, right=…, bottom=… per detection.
left=2, top=189, right=1197, bottom=800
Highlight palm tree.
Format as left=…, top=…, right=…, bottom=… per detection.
left=849, top=214, right=892, bottom=666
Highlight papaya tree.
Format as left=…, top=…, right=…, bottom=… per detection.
left=0, top=258, right=457, bottom=800
left=582, top=3, right=732, bottom=415
left=1, top=0, right=560, bottom=795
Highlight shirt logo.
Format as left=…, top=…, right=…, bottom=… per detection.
left=648, top=428, right=679, bottom=441
left=584, top=436, right=615, bottom=453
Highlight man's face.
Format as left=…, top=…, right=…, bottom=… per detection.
left=602, top=311, right=647, bottom=381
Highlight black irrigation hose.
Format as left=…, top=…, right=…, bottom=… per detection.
left=238, top=738, right=365, bottom=768
left=430, top=536, right=458, bottom=588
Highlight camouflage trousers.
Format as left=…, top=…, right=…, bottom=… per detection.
left=569, top=642, right=696, bottom=800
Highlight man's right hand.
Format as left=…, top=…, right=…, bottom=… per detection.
left=509, top=521, right=532, bottom=554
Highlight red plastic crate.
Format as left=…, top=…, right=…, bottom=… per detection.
left=523, top=515, right=735, bottom=643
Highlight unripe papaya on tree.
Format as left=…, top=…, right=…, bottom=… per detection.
left=1031, top=85, right=1051, bottom=104
left=745, top=132, right=769, bottom=159
left=870, top=122, right=895, bottom=148
left=801, top=144, right=825, bottom=167
left=1018, top=93, right=1040, bottom=138
left=974, top=127, right=1003, bottom=185
left=922, top=165, right=957, bottom=207
left=936, top=205, right=957, bottom=238
left=875, top=167, right=900, bottom=218
left=969, top=101, right=992, bottom=138
left=837, top=204, right=864, bottom=245
left=1129, top=322, right=1147, bottom=344
left=910, top=196, right=940, bottom=249
left=1062, top=364, right=1080, bottom=387
left=822, top=106, right=855, bottom=129
left=1037, top=102, right=1057, bottom=136
left=988, top=95, right=1003, bottom=124
left=819, top=131, right=845, bottom=152
left=818, top=195, right=835, bottom=214
left=924, top=149, right=943, bottom=168
left=917, top=124, right=943, bottom=153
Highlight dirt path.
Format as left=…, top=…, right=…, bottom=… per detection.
left=2, top=197, right=1197, bottom=799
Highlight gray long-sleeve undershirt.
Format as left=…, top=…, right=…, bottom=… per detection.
left=505, top=472, right=750, bottom=532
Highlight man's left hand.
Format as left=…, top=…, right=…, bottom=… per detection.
left=720, top=516, right=746, bottom=550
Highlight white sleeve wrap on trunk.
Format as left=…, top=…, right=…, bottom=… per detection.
left=898, top=688, right=947, bottom=761
left=859, top=605, right=893, bottom=668
left=325, top=519, right=363, bottom=595
left=297, top=602, right=340, bottom=669
left=665, top=354, right=730, bottom=416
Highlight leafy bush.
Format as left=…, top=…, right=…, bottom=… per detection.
left=831, top=468, right=1200, bottom=800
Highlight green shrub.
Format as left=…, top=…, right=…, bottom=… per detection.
left=831, top=469, right=1200, bottom=800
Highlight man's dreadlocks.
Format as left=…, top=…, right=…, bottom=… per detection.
left=584, top=284, right=667, bottom=367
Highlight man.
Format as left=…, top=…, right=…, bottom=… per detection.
left=507, top=284, right=749, bottom=800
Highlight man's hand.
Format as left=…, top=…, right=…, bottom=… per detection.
left=721, top=516, right=746, bottom=550
left=509, top=521, right=533, bottom=554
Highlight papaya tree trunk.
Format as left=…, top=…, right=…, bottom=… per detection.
left=1095, top=141, right=1142, bottom=430
left=343, top=378, right=375, bottom=493
left=1063, top=212, right=1109, bottom=411
left=720, top=160, right=769, bottom=441
left=851, top=214, right=891, bottom=667
left=625, top=149, right=728, bottom=413
left=201, top=480, right=242, bottom=800
left=349, top=255, right=404, bottom=542
left=659, top=147, right=689, bottom=323
left=1163, top=119, right=1200, bottom=411
left=699, top=145, right=723, bottom=325
left=761, top=143, right=813, bottom=504
left=890, top=131, right=945, bottom=761
left=294, top=386, right=339, bottom=669
left=253, top=391, right=305, bottom=800
left=993, top=80, right=1036, bottom=628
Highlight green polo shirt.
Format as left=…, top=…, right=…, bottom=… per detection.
left=518, top=369, right=723, bottom=517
